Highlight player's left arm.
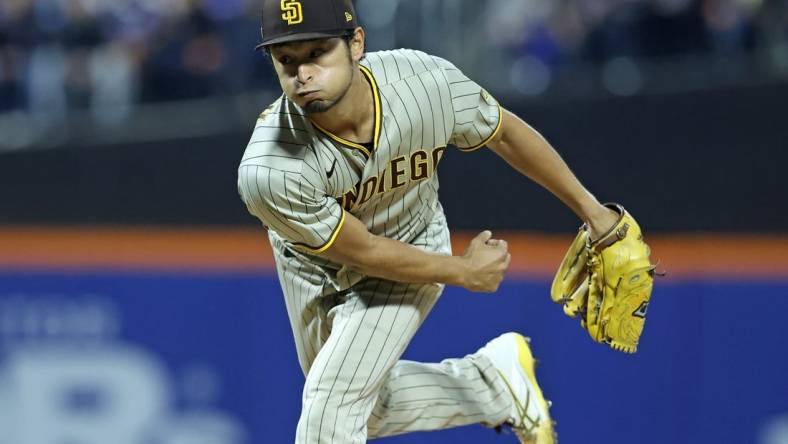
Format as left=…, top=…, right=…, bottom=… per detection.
left=486, top=108, right=617, bottom=239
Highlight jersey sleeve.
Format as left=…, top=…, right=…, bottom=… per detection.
left=238, top=165, right=345, bottom=254
left=433, top=56, right=503, bottom=152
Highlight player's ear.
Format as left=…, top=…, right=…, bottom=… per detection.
left=349, top=27, right=365, bottom=63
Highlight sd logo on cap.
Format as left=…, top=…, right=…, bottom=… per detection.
left=259, top=0, right=359, bottom=48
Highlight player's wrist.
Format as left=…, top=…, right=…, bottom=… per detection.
left=586, top=205, right=620, bottom=242
left=449, top=256, right=471, bottom=288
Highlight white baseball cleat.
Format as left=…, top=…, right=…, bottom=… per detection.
left=477, top=332, right=557, bottom=443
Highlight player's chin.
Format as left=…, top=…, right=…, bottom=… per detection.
left=303, top=99, right=336, bottom=114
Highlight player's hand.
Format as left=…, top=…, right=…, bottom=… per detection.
left=460, top=230, right=511, bottom=293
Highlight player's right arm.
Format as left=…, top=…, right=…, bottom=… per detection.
left=321, top=210, right=510, bottom=293
left=238, top=163, right=509, bottom=293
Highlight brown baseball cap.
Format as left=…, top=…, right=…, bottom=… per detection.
left=259, top=0, right=359, bottom=47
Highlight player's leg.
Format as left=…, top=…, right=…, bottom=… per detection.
left=295, top=277, right=445, bottom=444
left=367, top=334, right=556, bottom=442
left=365, top=353, right=511, bottom=437
left=296, top=278, right=538, bottom=443
left=272, top=215, right=490, bottom=443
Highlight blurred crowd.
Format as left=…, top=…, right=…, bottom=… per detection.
left=486, top=0, right=785, bottom=66
left=0, top=0, right=786, bottom=122
left=0, top=0, right=270, bottom=124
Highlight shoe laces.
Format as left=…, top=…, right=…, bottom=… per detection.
left=497, top=369, right=541, bottom=434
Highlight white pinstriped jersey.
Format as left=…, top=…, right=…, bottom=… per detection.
left=238, top=49, right=501, bottom=286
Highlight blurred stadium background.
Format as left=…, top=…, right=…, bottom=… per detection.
left=1, top=0, right=787, bottom=443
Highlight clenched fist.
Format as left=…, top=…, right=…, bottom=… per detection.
left=460, top=230, right=511, bottom=293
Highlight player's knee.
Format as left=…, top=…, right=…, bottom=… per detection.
left=300, top=386, right=371, bottom=430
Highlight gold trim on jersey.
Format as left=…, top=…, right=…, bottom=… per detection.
left=359, top=64, right=382, bottom=150
left=310, top=64, right=381, bottom=158
left=311, top=121, right=372, bottom=158
left=458, top=103, right=503, bottom=153
left=292, top=209, right=347, bottom=254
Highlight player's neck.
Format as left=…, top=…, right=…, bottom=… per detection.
left=309, top=66, right=374, bottom=145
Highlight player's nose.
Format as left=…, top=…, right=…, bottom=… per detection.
left=296, top=63, right=315, bottom=84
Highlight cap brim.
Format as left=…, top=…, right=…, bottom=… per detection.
left=260, top=30, right=347, bottom=48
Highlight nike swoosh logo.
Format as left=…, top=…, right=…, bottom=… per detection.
left=326, top=159, right=337, bottom=179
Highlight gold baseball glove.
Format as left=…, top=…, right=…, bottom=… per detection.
left=550, top=203, right=660, bottom=353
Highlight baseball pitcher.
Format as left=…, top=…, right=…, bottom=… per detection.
left=238, top=0, right=657, bottom=442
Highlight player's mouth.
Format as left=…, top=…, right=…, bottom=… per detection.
left=298, top=90, right=320, bottom=100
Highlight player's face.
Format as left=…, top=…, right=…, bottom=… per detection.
left=270, top=37, right=356, bottom=114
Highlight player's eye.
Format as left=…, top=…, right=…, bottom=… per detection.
left=279, top=55, right=293, bottom=65
left=309, top=49, right=325, bottom=59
